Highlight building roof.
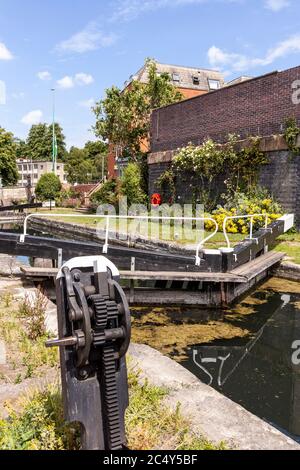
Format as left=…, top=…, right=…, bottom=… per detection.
left=225, top=76, right=253, bottom=87
left=125, top=61, right=225, bottom=92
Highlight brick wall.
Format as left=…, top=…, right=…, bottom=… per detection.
left=151, top=66, right=300, bottom=153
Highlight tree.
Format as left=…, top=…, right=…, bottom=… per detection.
left=121, top=163, right=147, bottom=206
left=35, top=173, right=62, bottom=208
left=14, top=138, right=28, bottom=159
left=91, top=179, right=119, bottom=206
left=65, top=142, right=108, bottom=184
left=26, top=123, right=67, bottom=162
left=0, top=127, right=19, bottom=186
left=84, top=140, right=108, bottom=180
left=93, top=59, right=182, bottom=161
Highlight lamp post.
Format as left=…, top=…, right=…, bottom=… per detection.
left=51, top=88, right=56, bottom=175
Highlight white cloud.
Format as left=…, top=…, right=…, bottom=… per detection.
left=75, top=73, right=94, bottom=86
left=0, top=42, right=13, bottom=60
left=37, top=71, right=52, bottom=81
left=57, top=73, right=94, bottom=89
left=21, top=110, right=43, bottom=126
left=112, top=0, right=240, bottom=21
left=208, top=33, right=300, bottom=74
left=79, top=98, right=95, bottom=108
left=265, top=0, right=290, bottom=12
left=56, top=23, right=117, bottom=54
left=57, top=76, right=74, bottom=89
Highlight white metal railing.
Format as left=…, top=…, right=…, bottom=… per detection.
left=223, top=213, right=269, bottom=250
left=19, top=213, right=219, bottom=266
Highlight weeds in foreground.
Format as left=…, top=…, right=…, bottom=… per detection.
left=2, top=293, right=13, bottom=308
left=125, top=366, right=225, bottom=450
left=0, top=367, right=225, bottom=451
left=0, top=295, right=58, bottom=383
left=0, top=384, right=80, bottom=450
left=18, top=290, right=48, bottom=341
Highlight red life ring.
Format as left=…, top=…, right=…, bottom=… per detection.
left=151, top=193, right=162, bottom=207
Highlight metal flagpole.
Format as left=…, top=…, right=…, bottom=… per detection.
left=51, top=88, right=56, bottom=175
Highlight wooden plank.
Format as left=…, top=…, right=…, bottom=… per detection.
left=231, top=251, right=285, bottom=280
left=20, top=266, right=58, bottom=277
left=119, top=270, right=246, bottom=283
left=20, top=265, right=246, bottom=283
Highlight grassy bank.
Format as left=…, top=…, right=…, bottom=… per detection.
left=0, top=367, right=224, bottom=450
left=273, top=232, right=300, bottom=265
left=0, top=288, right=223, bottom=451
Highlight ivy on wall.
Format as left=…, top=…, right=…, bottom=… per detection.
left=156, top=134, right=268, bottom=210
left=284, top=117, right=300, bottom=157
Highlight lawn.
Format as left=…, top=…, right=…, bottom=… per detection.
left=28, top=209, right=300, bottom=261
left=272, top=232, right=300, bottom=265
left=28, top=208, right=244, bottom=248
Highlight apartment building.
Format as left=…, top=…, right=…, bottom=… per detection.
left=17, top=159, right=68, bottom=187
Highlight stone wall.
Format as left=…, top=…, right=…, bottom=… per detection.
left=0, top=187, right=27, bottom=205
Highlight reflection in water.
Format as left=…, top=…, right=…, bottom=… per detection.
left=131, top=279, right=300, bottom=441
left=185, top=294, right=300, bottom=438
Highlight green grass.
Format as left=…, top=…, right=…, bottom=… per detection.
left=0, top=367, right=225, bottom=450
left=273, top=242, right=300, bottom=265
left=30, top=208, right=244, bottom=248
left=271, top=230, right=300, bottom=265
left=0, top=294, right=58, bottom=383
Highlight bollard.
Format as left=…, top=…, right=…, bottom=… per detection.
left=46, top=256, right=131, bottom=450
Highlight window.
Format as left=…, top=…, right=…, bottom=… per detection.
left=34, top=164, right=38, bottom=169
left=193, top=76, right=200, bottom=85
left=208, top=79, right=220, bottom=91
left=172, top=72, right=180, bottom=82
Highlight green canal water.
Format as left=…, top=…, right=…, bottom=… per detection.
left=131, top=277, right=300, bottom=441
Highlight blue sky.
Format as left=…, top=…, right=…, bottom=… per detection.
left=0, top=0, right=300, bottom=148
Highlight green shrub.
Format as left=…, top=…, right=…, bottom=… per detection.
left=36, top=173, right=62, bottom=203
left=91, top=178, right=120, bottom=206
left=121, top=163, right=147, bottom=206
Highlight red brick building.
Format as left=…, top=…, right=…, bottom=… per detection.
left=149, top=66, right=300, bottom=156
left=147, top=64, right=300, bottom=226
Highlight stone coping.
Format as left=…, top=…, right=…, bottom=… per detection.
left=148, top=134, right=299, bottom=165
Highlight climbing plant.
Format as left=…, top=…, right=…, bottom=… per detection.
left=284, top=117, right=300, bottom=157
left=156, top=134, right=268, bottom=210
left=156, top=169, right=176, bottom=202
